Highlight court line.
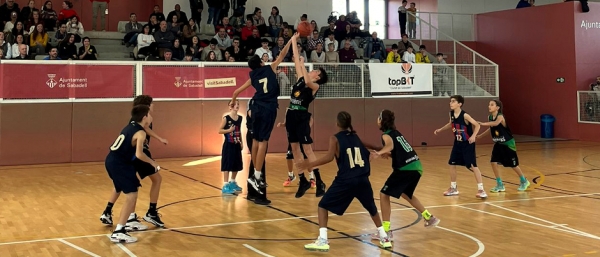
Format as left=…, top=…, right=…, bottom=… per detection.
left=242, top=244, right=276, bottom=257
left=487, top=203, right=600, bottom=240
left=521, top=164, right=545, bottom=190
left=457, top=206, right=600, bottom=240
left=57, top=239, right=101, bottom=257
left=0, top=192, right=598, bottom=247
left=105, top=235, right=138, bottom=257
left=436, top=226, right=485, bottom=257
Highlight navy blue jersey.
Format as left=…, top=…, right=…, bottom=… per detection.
left=383, top=130, right=420, bottom=170
left=334, top=131, right=370, bottom=179
left=108, top=121, right=145, bottom=162
left=450, top=110, right=473, bottom=143
left=289, top=77, right=317, bottom=110
left=129, top=117, right=151, bottom=149
left=250, top=66, right=279, bottom=107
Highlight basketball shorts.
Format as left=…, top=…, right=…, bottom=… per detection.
left=250, top=102, right=277, bottom=142
left=285, top=110, right=313, bottom=144
left=286, top=143, right=307, bottom=160
left=448, top=142, right=477, bottom=168
left=134, top=148, right=158, bottom=179
left=380, top=170, right=422, bottom=199
left=318, top=175, right=378, bottom=216
left=105, top=156, right=140, bottom=194
left=490, top=143, right=519, bottom=168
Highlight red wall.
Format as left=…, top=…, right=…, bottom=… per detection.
left=476, top=2, right=583, bottom=139
left=15, top=0, right=162, bottom=31
left=0, top=98, right=493, bottom=166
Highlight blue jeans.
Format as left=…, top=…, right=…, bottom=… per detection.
left=365, top=43, right=384, bottom=61
left=208, top=7, right=221, bottom=26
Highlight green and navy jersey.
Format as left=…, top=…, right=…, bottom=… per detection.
left=289, top=77, right=317, bottom=111
left=383, top=129, right=423, bottom=175
left=489, top=113, right=516, bottom=151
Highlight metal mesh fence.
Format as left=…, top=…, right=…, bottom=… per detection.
left=312, top=63, right=364, bottom=98
left=579, top=91, right=600, bottom=123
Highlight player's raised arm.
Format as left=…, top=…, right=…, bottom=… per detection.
left=231, top=79, right=252, bottom=105
left=270, top=35, right=294, bottom=72
left=291, top=32, right=306, bottom=78
left=297, top=135, right=338, bottom=170
left=134, top=130, right=157, bottom=167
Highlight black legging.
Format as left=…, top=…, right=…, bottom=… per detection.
left=138, top=42, right=158, bottom=56
left=246, top=129, right=267, bottom=200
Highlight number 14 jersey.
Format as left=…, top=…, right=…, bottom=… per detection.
left=335, top=131, right=371, bottom=179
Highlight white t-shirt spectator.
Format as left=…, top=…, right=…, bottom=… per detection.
left=402, top=51, right=415, bottom=63
left=255, top=47, right=273, bottom=61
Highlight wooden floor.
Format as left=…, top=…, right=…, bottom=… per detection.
left=1, top=139, right=600, bottom=257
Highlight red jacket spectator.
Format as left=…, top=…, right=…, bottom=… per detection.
left=57, top=9, right=79, bottom=24
left=216, top=24, right=234, bottom=38
left=240, top=25, right=255, bottom=41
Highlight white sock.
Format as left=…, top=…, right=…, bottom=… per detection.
left=309, top=171, right=315, bottom=179
left=477, top=183, right=484, bottom=190
left=377, top=226, right=387, bottom=239
left=288, top=171, right=294, bottom=177
left=451, top=182, right=457, bottom=189
left=115, top=224, right=124, bottom=231
left=224, top=182, right=229, bottom=186
left=254, top=170, right=262, bottom=179
left=229, top=179, right=235, bottom=183
left=319, top=227, right=328, bottom=240
left=128, top=213, right=136, bottom=220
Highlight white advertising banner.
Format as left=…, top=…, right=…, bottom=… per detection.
left=369, top=63, right=433, bottom=97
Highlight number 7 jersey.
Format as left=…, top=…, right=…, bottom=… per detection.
left=107, top=121, right=145, bottom=162
left=335, top=131, right=371, bottom=179
left=250, top=66, right=280, bottom=106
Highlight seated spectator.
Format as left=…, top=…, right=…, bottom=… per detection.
left=58, top=33, right=77, bottom=59
left=44, top=47, right=61, bottom=59
left=324, top=43, right=339, bottom=63
left=162, top=48, right=173, bottom=61
left=225, top=37, right=243, bottom=61
left=78, top=37, right=98, bottom=60
left=295, top=42, right=307, bottom=61
left=154, top=21, right=175, bottom=51
left=13, top=44, right=30, bottom=59
left=254, top=38, right=272, bottom=61
left=167, top=15, right=182, bottom=39
left=338, top=40, right=357, bottom=63
left=260, top=52, right=269, bottom=62
left=183, top=52, right=193, bottom=61
left=402, top=45, right=415, bottom=63
left=334, top=15, right=350, bottom=41
left=0, top=49, right=4, bottom=59
left=229, top=11, right=244, bottom=36
left=54, top=23, right=68, bottom=45
left=268, top=6, right=283, bottom=39
left=243, top=28, right=261, bottom=56
left=185, top=35, right=202, bottom=60
left=124, top=13, right=143, bottom=47
left=0, top=32, right=12, bottom=59
left=337, top=24, right=356, bottom=44
left=324, top=33, right=338, bottom=52
left=310, top=42, right=325, bottom=63
left=240, top=20, right=255, bottom=41
left=66, top=16, right=84, bottom=43
left=251, top=7, right=267, bottom=36
left=149, top=5, right=166, bottom=23
left=205, top=50, right=218, bottom=61
left=20, top=0, right=37, bottom=24
left=167, top=4, right=188, bottom=27
left=216, top=16, right=234, bottom=38
left=386, top=44, right=402, bottom=63
left=41, top=0, right=58, bottom=31
left=591, top=76, right=600, bottom=91
left=171, top=38, right=185, bottom=60
left=306, top=30, right=323, bottom=55
left=3, top=11, right=18, bottom=33
left=347, top=11, right=363, bottom=33
left=322, top=22, right=335, bottom=38
left=213, top=27, right=232, bottom=51
left=280, top=27, right=292, bottom=44
left=11, top=22, right=26, bottom=44
left=201, top=38, right=222, bottom=60
left=271, top=37, right=290, bottom=62
left=183, top=18, right=200, bottom=45
left=227, top=55, right=235, bottom=62
left=366, top=32, right=385, bottom=61
left=12, top=34, right=27, bottom=57
left=433, top=53, right=451, bottom=96
left=415, top=45, right=431, bottom=63
left=57, top=1, right=79, bottom=26
left=29, top=24, right=48, bottom=54
left=148, top=15, right=160, bottom=34
left=27, top=10, right=42, bottom=33
left=340, top=36, right=359, bottom=51
left=137, top=24, right=157, bottom=57
left=223, top=50, right=231, bottom=62
left=397, top=34, right=410, bottom=55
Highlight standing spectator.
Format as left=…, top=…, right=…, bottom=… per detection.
left=219, top=0, right=229, bottom=26
left=310, top=42, right=325, bottom=63
left=402, top=45, right=415, bottom=63
left=324, top=43, right=339, bottom=63
left=66, top=16, right=83, bottom=43
left=334, top=15, right=349, bottom=41
left=433, top=53, right=450, bottom=96
left=58, top=33, right=77, bottom=60
left=338, top=40, right=357, bottom=63
left=407, top=2, right=417, bottom=38
left=91, top=0, right=109, bottom=31
left=386, top=44, right=402, bottom=63
left=189, top=0, right=203, bottom=24
left=29, top=23, right=48, bottom=54
left=20, top=0, right=36, bottom=23
left=252, top=8, right=266, bottom=36
left=398, top=0, right=408, bottom=36
left=347, top=11, right=363, bottom=34
left=124, top=13, right=143, bottom=47
left=268, top=6, right=282, bottom=39
left=207, top=0, right=222, bottom=27
left=40, top=1, right=57, bottom=31
left=0, top=0, right=20, bottom=32
left=232, top=0, right=246, bottom=19
left=182, top=18, right=199, bottom=46
left=57, top=1, right=78, bottom=26
left=78, top=37, right=98, bottom=60
left=149, top=5, right=165, bottom=22
left=415, top=45, right=431, bottom=63
left=365, top=32, right=385, bottom=61
left=167, top=4, right=188, bottom=27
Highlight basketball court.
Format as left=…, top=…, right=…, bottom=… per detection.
left=1, top=138, right=599, bottom=257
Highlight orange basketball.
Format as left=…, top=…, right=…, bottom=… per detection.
left=297, top=21, right=312, bottom=37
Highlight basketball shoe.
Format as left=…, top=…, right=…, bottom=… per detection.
left=110, top=228, right=137, bottom=243
left=100, top=211, right=113, bottom=225
left=144, top=211, right=165, bottom=227
left=304, top=237, right=329, bottom=252
left=424, top=216, right=441, bottom=228
left=125, top=213, right=148, bottom=231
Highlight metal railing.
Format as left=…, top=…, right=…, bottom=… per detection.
left=409, top=12, right=475, bottom=41
left=578, top=91, right=600, bottom=124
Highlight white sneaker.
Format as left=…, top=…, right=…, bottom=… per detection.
left=110, top=230, right=137, bottom=243
left=125, top=215, right=148, bottom=231
left=100, top=212, right=112, bottom=225
left=371, top=231, right=393, bottom=241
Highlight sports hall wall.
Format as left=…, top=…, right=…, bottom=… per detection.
left=475, top=1, right=600, bottom=142
left=0, top=98, right=493, bottom=166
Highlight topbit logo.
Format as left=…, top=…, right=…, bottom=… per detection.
left=388, top=63, right=415, bottom=86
